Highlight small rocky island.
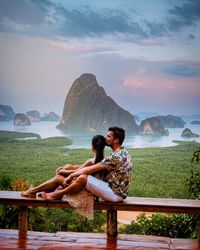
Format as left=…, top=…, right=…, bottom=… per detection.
left=14, top=113, right=31, bottom=126
left=190, top=120, right=200, bottom=125
left=41, top=112, right=60, bottom=121
left=27, top=110, right=40, bottom=122
left=181, top=128, right=199, bottom=138
left=139, top=117, right=169, bottom=136
left=0, top=104, right=15, bottom=121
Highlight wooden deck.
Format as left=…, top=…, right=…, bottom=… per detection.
left=1, top=191, right=200, bottom=237
left=0, top=229, right=199, bottom=250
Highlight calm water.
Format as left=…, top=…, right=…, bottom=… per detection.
left=0, top=121, right=200, bottom=149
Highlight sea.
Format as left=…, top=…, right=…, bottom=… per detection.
left=0, top=121, right=200, bottom=149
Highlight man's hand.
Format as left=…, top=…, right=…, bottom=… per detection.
left=58, top=169, right=75, bottom=176
left=56, top=167, right=63, bottom=175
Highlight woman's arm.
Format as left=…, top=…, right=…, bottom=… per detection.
left=57, top=159, right=94, bottom=175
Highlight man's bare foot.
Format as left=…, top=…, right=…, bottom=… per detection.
left=41, top=191, right=62, bottom=200
left=21, top=189, right=36, bottom=198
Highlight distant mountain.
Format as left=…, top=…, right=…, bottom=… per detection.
left=27, top=110, right=40, bottom=122
left=135, top=112, right=160, bottom=121
left=57, top=73, right=139, bottom=134
left=157, top=115, right=185, bottom=128
left=190, top=120, right=200, bottom=125
left=181, top=114, right=200, bottom=124
left=0, top=105, right=15, bottom=121
left=41, top=112, right=60, bottom=121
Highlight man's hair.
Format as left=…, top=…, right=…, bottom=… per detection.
left=108, top=127, right=125, bottom=145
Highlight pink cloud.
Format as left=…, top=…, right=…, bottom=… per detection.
left=119, top=71, right=200, bottom=103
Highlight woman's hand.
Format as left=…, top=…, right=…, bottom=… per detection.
left=63, top=175, right=73, bottom=187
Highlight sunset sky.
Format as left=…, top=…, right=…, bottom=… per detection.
left=0, top=0, right=200, bottom=116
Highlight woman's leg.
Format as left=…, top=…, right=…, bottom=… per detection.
left=42, top=174, right=88, bottom=200
left=22, top=175, right=65, bottom=197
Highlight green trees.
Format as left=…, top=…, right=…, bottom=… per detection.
left=119, top=213, right=197, bottom=238
left=187, top=147, right=200, bottom=199
left=120, top=146, right=200, bottom=238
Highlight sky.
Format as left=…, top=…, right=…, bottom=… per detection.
left=0, top=0, right=200, bottom=116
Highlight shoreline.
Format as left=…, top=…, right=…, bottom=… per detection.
left=117, top=211, right=154, bottom=225
left=1, top=127, right=200, bottom=149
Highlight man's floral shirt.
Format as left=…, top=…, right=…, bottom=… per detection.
left=101, top=147, right=132, bottom=199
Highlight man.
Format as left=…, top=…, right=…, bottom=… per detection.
left=40, top=127, right=132, bottom=201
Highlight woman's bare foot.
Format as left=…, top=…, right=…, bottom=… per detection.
left=21, top=189, right=36, bottom=198
left=41, top=191, right=63, bottom=200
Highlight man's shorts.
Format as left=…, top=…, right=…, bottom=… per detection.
left=86, top=175, right=123, bottom=202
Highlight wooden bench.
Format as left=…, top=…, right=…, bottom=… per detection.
left=0, top=191, right=200, bottom=238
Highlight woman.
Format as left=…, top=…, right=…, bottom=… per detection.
left=22, top=135, right=106, bottom=198
left=56, top=134, right=106, bottom=177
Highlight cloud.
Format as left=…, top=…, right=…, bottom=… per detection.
left=0, top=0, right=49, bottom=25
left=0, top=0, right=147, bottom=38
left=168, top=0, right=200, bottom=31
left=116, top=59, right=200, bottom=108
left=0, top=0, right=199, bottom=44
left=164, top=63, right=200, bottom=77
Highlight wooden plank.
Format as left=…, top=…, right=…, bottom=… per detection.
left=171, top=238, right=200, bottom=250
left=113, top=197, right=200, bottom=214
left=0, top=230, right=199, bottom=250
left=1, top=191, right=200, bottom=214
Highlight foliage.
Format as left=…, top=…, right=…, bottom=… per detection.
left=1, top=131, right=199, bottom=198
left=0, top=131, right=200, bottom=236
left=0, top=176, right=12, bottom=190
left=0, top=176, right=30, bottom=229
left=128, top=140, right=199, bottom=198
left=186, top=147, right=200, bottom=199
left=11, top=178, right=31, bottom=191
left=0, top=130, right=40, bottom=143
left=27, top=207, right=106, bottom=233
left=192, top=147, right=200, bottom=163
left=0, top=205, right=18, bottom=229
left=119, top=213, right=198, bottom=238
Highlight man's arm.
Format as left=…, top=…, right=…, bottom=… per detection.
left=64, top=163, right=104, bottom=185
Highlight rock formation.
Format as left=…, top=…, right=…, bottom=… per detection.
left=139, top=117, right=169, bottom=136
left=181, top=128, right=199, bottom=138
left=14, top=113, right=31, bottom=126
left=191, top=120, right=200, bottom=125
left=0, top=105, right=15, bottom=121
left=157, top=115, right=185, bottom=128
left=41, top=111, right=60, bottom=121
left=57, top=73, right=139, bottom=133
left=27, top=110, right=40, bottom=122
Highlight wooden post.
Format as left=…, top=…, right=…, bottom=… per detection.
left=18, top=206, right=28, bottom=238
left=199, top=217, right=200, bottom=243
left=107, top=209, right=117, bottom=236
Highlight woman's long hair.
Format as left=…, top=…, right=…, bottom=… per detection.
left=92, top=135, right=106, bottom=164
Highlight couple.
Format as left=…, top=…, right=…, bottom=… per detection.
left=22, top=127, right=132, bottom=203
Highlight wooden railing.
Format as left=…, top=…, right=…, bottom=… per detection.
left=0, top=191, right=199, bottom=239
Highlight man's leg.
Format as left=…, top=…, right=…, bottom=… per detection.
left=42, top=174, right=87, bottom=200
left=22, top=175, right=65, bottom=197
left=86, top=175, right=123, bottom=202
